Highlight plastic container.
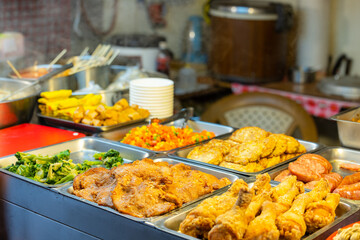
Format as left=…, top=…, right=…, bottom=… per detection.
left=156, top=41, right=173, bottom=76
left=177, top=64, right=197, bottom=92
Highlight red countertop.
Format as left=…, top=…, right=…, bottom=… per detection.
left=0, top=123, right=85, bottom=157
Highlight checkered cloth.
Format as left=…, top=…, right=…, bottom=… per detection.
left=231, top=83, right=359, bottom=118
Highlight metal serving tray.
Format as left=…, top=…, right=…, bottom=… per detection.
left=153, top=179, right=359, bottom=240
left=97, top=118, right=234, bottom=155
left=0, top=137, right=152, bottom=188
left=56, top=156, right=242, bottom=224
left=38, top=113, right=147, bottom=133
left=169, top=133, right=323, bottom=177
left=269, top=146, right=360, bottom=204
left=330, top=107, right=360, bottom=149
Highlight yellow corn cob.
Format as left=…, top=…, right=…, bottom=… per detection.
left=38, top=97, right=68, bottom=104
left=58, top=98, right=80, bottom=109
left=40, top=89, right=72, bottom=99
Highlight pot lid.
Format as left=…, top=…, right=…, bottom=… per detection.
left=210, top=0, right=277, bottom=15
left=318, top=75, right=360, bottom=100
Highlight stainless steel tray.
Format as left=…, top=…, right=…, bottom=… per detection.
left=0, top=137, right=153, bottom=188
left=56, top=156, right=242, bottom=223
left=330, top=107, right=360, bottom=149
left=97, top=118, right=234, bottom=155
left=269, top=146, right=360, bottom=204
left=153, top=179, right=359, bottom=240
left=38, top=113, right=147, bottom=133
left=169, top=133, right=323, bottom=177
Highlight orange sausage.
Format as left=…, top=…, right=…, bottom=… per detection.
left=274, top=170, right=293, bottom=182
left=340, top=163, right=360, bottom=172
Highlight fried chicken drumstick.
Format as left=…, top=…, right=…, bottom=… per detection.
left=208, top=186, right=253, bottom=240
left=304, top=193, right=340, bottom=233
left=276, top=179, right=330, bottom=240
left=179, top=179, right=248, bottom=239
left=244, top=201, right=280, bottom=240
left=208, top=174, right=271, bottom=240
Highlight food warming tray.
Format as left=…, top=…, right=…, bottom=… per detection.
left=38, top=112, right=148, bottom=133
left=330, top=107, right=360, bottom=149
left=56, top=156, right=242, bottom=224
left=153, top=178, right=359, bottom=240
left=0, top=137, right=153, bottom=188
left=169, top=133, right=323, bottom=177
left=269, top=146, right=360, bottom=204
left=97, top=118, right=235, bottom=155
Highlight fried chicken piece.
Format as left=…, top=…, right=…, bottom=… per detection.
left=261, top=135, right=277, bottom=158
left=207, top=139, right=233, bottom=155
left=224, top=141, right=264, bottom=165
left=111, top=160, right=230, bottom=218
left=111, top=174, right=178, bottom=217
left=230, top=127, right=269, bottom=144
left=220, top=161, right=264, bottom=173
left=73, top=167, right=116, bottom=207
left=271, top=175, right=298, bottom=202
left=180, top=179, right=248, bottom=239
left=250, top=173, right=272, bottom=196
left=167, top=167, right=231, bottom=204
left=187, top=145, right=224, bottom=165
left=244, top=201, right=280, bottom=240
left=208, top=174, right=271, bottom=240
left=268, top=134, right=287, bottom=157
left=276, top=181, right=304, bottom=214
left=278, top=134, right=301, bottom=154
left=276, top=179, right=330, bottom=240
left=208, top=186, right=253, bottom=240
left=304, top=193, right=340, bottom=233
left=74, top=158, right=230, bottom=218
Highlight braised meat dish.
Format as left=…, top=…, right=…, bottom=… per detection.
left=73, top=158, right=231, bottom=218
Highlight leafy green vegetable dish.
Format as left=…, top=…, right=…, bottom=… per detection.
left=3, top=149, right=123, bottom=185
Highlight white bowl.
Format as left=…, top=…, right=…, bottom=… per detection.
left=130, top=78, right=174, bottom=88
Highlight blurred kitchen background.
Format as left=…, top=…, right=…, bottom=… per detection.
left=1, top=0, right=360, bottom=145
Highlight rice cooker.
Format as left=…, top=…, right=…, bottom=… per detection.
left=209, top=0, right=293, bottom=83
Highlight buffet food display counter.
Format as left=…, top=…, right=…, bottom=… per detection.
left=2, top=85, right=360, bottom=240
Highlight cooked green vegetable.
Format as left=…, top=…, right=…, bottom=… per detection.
left=93, top=149, right=123, bottom=169
left=4, top=149, right=124, bottom=185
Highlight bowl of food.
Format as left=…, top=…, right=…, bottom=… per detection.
left=0, top=78, right=40, bottom=129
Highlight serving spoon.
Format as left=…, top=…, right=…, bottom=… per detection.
left=0, top=63, right=73, bottom=102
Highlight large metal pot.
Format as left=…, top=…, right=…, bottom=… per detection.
left=0, top=78, right=40, bottom=129
left=10, top=64, right=78, bottom=92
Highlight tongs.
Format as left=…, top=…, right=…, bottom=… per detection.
left=0, top=63, right=73, bottom=102
left=150, top=107, right=194, bottom=128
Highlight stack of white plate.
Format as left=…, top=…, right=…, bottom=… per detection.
left=130, top=78, right=174, bottom=118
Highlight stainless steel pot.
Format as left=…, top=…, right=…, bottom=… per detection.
left=0, top=78, right=40, bottom=129
left=10, top=64, right=78, bottom=92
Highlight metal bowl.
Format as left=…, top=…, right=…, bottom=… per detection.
left=10, top=64, right=78, bottom=92
left=0, top=78, right=40, bottom=129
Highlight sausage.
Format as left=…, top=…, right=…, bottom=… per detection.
left=333, top=182, right=360, bottom=200
left=303, top=154, right=333, bottom=173
left=338, top=172, right=360, bottom=187
left=322, top=173, right=343, bottom=192
left=340, top=163, right=360, bottom=172
left=274, top=170, right=293, bottom=182
left=288, top=154, right=330, bottom=182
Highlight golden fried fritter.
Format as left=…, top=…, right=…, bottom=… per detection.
left=220, top=161, right=264, bottom=173
left=187, top=145, right=224, bottom=165
left=229, top=127, right=269, bottom=144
